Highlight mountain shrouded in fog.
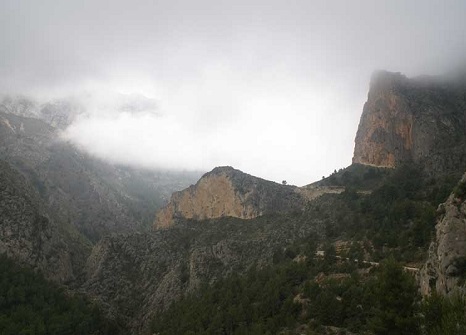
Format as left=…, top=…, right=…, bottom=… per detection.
left=3, top=1, right=466, bottom=335
left=2, top=0, right=466, bottom=185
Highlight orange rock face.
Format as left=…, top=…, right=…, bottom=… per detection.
left=154, top=166, right=306, bottom=229
left=155, top=172, right=259, bottom=228
left=352, top=70, right=466, bottom=173
left=353, top=71, right=414, bottom=168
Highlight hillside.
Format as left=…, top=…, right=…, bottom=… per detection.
left=0, top=159, right=89, bottom=283
left=0, top=104, right=200, bottom=242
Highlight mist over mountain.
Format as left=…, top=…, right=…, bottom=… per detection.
left=3, top=0, right=466, bottom=185
left=2, top=1, right=466, bottom=334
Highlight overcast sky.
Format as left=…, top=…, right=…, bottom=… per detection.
left=1, top=0, right=466, bottom=185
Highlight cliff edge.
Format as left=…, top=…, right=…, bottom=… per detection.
left=154, top=166, right=305, bottom=228
left=353, top=71, right=466, bottom=175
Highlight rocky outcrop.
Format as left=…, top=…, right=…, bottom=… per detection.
left=353, top=71, right=466, bottom=175
left=420, top=173, right=466, bottom=296
left=154, top=166, right=306, bottom=228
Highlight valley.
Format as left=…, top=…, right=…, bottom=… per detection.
left=1, top=70, right=466, bottom=334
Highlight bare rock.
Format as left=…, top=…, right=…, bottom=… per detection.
left=155, top=166, right=306, bottom=228
left=420, top=172, right=466, bottom=295
left=353, top=71, right=466, bottom=176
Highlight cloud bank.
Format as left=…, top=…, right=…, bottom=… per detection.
left=2, top=0, right=466, bottom=185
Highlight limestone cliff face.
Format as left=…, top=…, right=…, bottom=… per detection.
left=155, top=166, right=305, bottom=228
left=353, top=71, right=466, bottom=175
left=420, top=173, right=466, bottom=296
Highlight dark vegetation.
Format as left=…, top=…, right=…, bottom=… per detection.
left=151, top=163, right=465, bottom=334
left=151, top=244, right=466, bottom=335
left=0, top=255, right=120, bottom=335
left=310, top=164, right=458, bottom=263
left=317, top=164, right=392, bottom=190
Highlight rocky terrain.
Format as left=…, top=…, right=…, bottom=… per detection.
left=353, top=71, right=466, bottom=175
left=155, top=166, right=306, bottom=228
left=420, top=173, right=466, bottom=296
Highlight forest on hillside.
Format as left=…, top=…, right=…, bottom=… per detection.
left=0, top=255, right=121, bottom=335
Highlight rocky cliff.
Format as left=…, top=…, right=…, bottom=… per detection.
left=353, top=71, right=466, bottom=175
left=420, top=173, right=466, bottom=296
left=154, top=166, right=306, bottom=228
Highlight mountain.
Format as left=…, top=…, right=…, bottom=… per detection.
left=0, top=93, right=159, bottom=129
left=0, top=104, right=200, bottom=242
left=0, top=95, right=82, bottom=129
left=3, top=70, right=466, bottom=333
left=83, top=198, right=336, bottom=333
left=155, top=166, right=306, bottom=228
left=353, top=71, right=466, bottom=175
left=0, top=159, right=89, bottom=283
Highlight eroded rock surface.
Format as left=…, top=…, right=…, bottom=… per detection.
left=155, top=166, right=306, bottom=228
left=420, top=172, right=466, bottom=296
left=353, top=71, right=466, bottom=175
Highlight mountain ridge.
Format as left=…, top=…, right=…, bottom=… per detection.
left=155, top=165, right=306, bottom=229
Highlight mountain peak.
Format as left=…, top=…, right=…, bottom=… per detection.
left=206, top=166, right=237, bottom=175
left=353, top=72, right=466, bottom=174
left=154, top=166, right=305, bottom=229
left=370, top=70, right=407, bottom=86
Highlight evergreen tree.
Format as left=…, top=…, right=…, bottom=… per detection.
left=368, top=258, right=420, bottom=335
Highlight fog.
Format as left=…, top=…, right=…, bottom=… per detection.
left=1, top=0, right=466, bottom=185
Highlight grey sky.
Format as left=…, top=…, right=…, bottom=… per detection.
left=1, top=0, right=466, bottom=185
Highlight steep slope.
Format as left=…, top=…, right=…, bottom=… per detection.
left=420, top=173, right=466, bottom=296
left=0, top=160, right=89, bottom=283
left=84, top=209, right=326, bottom=333
left=353, top=71, right=466, bottom=175
left=154, top=166, right=306, bottom=228
left=0, top=110, right=199, bottom=241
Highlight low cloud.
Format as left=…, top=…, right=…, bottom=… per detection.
left=3, top=0, right=466, bottom=185
left=62, top=69, right=358, bottom=186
